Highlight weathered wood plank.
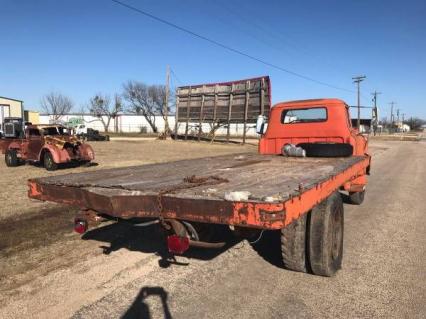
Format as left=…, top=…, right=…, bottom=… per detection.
left=176, top=76, right=271, bottom=123
left=35, top=154, right=366, bottom=203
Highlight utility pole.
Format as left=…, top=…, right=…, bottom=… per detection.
left=389, top=101, right=396, bottom=124
left=352, top=75, right=366, bottom=130
left=389, top=101, right=396, bottom=133
left=164, top=65, right=170, bottom=135
left=371, top=90, right=381, bottom=136
left=396, top=109, right=401, bottom=132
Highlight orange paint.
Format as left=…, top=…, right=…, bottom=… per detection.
left=259, top=98, right=368, bottom=157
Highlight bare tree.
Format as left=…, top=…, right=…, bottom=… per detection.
left=407, top=117, right=426, bottom=131
left=88, top=93, right=122, bottom=132
left=40, top=92, right=73, bottom=121
left=380, top=117, right=389, bottom=128
left=122, top=81, right=168, bottom=133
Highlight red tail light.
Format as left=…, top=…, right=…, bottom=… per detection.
left=74, top=219, right=88, bottom=234
left=167, top=235, right=189, bottom=254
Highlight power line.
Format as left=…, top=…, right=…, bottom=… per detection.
left=170, top=67, right=183, bottom=85
left=211, top=1, right=303, bottom=57
left=215, top=0, right=340, bottom=70
left=111, top=0, right=355, bottom=93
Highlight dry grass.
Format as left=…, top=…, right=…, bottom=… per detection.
left=0, top=139, right=256, bottom=220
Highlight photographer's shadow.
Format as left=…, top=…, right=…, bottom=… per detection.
left=122, top=286, right=172, bottom=319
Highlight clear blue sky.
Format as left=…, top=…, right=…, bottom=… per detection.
left=1, top=0, right=425, bottom=119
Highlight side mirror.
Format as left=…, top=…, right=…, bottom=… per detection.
left=256, top=115, right=266, bottom=135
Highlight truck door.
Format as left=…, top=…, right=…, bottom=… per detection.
left=27, top=128, right=43, bottom=160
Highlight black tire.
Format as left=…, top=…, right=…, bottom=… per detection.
left=309, top=192, right=344, bottom=277
left=281, top=213, right=308, bottom=273
left=5, top=149, right=19, bottom=167
left=348, top=190, right=365, bottom=205
left=43, top=152, right=58, bottom=171
left=297, top=143, right=353, bottom=157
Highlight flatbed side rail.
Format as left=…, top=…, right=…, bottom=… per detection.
left=28, top=156, right=370, bottom=230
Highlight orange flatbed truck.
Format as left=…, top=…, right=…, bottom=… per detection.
left=28, top=98, right=370, bottom=276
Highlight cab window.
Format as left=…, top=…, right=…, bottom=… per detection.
left=281, top=107, right=327, bottom=124
left=28, top=128, right=41, bottom=137
left=42, top=127, right=59, bottom=135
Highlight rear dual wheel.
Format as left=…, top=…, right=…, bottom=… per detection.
left=281, top=212, right=308, bottom=272
left=309, top=192, right=344, bottom=276
left=281, top=192, right=344, bottom=276
left=348, top=190, right=365, bottom=205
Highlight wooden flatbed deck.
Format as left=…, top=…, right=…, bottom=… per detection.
left=28, top=153, right=369, bottom=229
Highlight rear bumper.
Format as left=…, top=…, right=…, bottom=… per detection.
left=27, top=180, right=286, bottom=230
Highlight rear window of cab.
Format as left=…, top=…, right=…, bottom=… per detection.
left=281, top=107, right=327, bottom=124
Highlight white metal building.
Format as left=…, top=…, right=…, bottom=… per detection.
left=39, top=113, right=258, bottom=137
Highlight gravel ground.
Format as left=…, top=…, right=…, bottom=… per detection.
left=0, top=139, right=424, bottom=318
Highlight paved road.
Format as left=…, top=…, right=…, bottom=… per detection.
left=1, top=141, right=425, bottom=318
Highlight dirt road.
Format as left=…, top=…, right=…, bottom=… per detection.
left=0, top=140, right=425, bottom=318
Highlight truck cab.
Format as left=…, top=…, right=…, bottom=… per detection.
left=75, top=124, right=88, bottom=136
left=258, top=98, right=368, bottom=157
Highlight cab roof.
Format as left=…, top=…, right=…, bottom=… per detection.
left=274, top=98, right=347, bottom=108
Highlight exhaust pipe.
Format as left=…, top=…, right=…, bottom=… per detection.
left=164, top=219, right=225, bottom=254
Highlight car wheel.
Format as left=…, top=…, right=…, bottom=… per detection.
left=44, top=152, right=58, bottom=171
left=5, top=149, right=19, bottom=167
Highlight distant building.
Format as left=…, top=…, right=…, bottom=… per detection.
left=39, top=113, right=258, bottom=136
left=0, top=96, right=24, bottom=133
left=401, top=124, right=410, bottom=132
left=351, top=118, right=372, bottom=133
left=24, top=110, right=40, bottom=125
left=396, top=121, right=410, bottom=132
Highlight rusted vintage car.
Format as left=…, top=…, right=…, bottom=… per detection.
left=0, top=125, right=94, bottom=171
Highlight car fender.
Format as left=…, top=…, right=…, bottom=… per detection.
left=7, top=141, right=22, bottom=153
left=78, top=143, right=95, bottom=160
left=39, top=144, right=68, bottom=163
